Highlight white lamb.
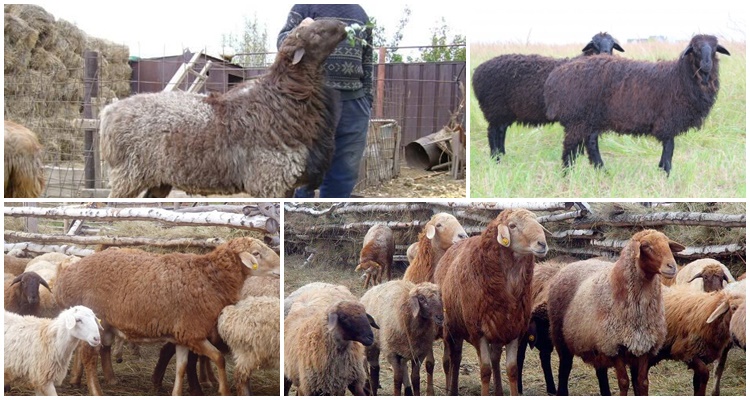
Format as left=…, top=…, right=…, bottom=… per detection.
left=4, top=305, right=102, bottom=395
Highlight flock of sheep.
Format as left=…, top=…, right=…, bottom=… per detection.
left=474, top=33, right=730, bottom=175
left=4, top=237, right=281, bottom=396
left=284, top=208, right=746, bottom=396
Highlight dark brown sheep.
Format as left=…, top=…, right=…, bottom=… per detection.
left=4, top=271, right=51, bottom=316
left=545, top=35, right=730, bottom=175
left=53, top=237, right=280, bottom=396
left=473, top=33, right=623, bottom=158
left=547, top=230, right=685, bottom=396
left=101, top=19, right=347, bottom=197
left=434, top=209, right=548, bottom=396
left=354, top=224, right=395, bottom=288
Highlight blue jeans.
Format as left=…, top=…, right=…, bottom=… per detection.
left=295, top=96, right=371, bottom=198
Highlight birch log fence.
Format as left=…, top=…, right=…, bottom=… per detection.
left=4, top=203, right=280, bottom=256
left=285, top=202, right=746, bottom=270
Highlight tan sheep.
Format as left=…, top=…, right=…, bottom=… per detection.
left=284, top=283, right=378, bottom=396
left=4, top=254, right=30, bottom=276
left=435, top=208, right=548, bottom=396
left=240, top=275, right=280, bottom=298
left=360, top=280, right=443, bottom=396
left=354, top=224, right=395, bottom=289
left=4, top=120, right=46, bottom=198
left=403, top=212, right=468, bottom=284
left=218, top=296, right=280, bottom=395
left=548, top=229, right=685, bottom=396
left=710, top=279, right=746, bottom=395
left=675, top=258, right=735, bottom=292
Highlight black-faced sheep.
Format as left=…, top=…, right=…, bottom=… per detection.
left=434, top=208, right=548, bottom=396
left=545, top=35, right=730, bottom=175
left=217, top=296, right=280, bottom=395
left=4, top=271, right=50, bottom=316
left=649, top=284, right=745, bottom=395
left=360, top=280, right=443, bottom=396
left=53, top=237, right=280, bottom=396
left=284, top=283, right=378, bottom=396
left=473, top=33, right=623, bottom=158
left=675, top=258, right=735, bottom=292
left=4, top=305, right=102, bottom=395
left=403, top=212, right=468, bottom=283
left=547, top=230, right=685, bottom=396
left=100, top=19, right=347, bottom=198
left=354, top=224, right=395, bottom=289
left=4, top=120, right=46, bottom=198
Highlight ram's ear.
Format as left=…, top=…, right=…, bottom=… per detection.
left=410, top=296, right=421, bottom=318
left=65, top=312, right=77, bottom=330
left=707, top=300, right=730, bottom=323
left=366, top=313, right=379, bottom=329
left=581, top=41, right=594, bottom=54
left=292, top=48, right=305, bottom=65
left=425, top=224, right=436, bottom=240
left=327, top=312, right=339, bottom=332
left=613, top=42, right=625, bottom=52
left=716, top=44, right=730, bottom=56
left=668, top=240, right=686, bottom=253
left=681, top=44, right=694, bottom=59
left=497, top=225, right=511, bottom=247
left=239, top=252, right=259, bottom=270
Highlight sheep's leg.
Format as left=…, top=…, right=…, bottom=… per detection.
left=144, top=184, right=172, bottom=198
left=152, top=342, right=174, bottom=391
left=562, top=132, right=583, bottom=169
left=424, top=346, right=435, bottom=396
left=410, top=358, right=422, bottom=396
left=444, top=336, right=464, bottom=395
left=200, top=355, right=218, bottom=385
left=401, top=358, right=414, bottom=396
left=516, top=333, right=528, bottom=395
left=539, top=339, right=557, bottom=395
left=37, top=382, right=57, bottom=396
left=612, top=357, right=630, bottom=396
left=596, top=367, right=611, bottom=395
left=236, top=375, right=252, bottom=396
left=712, top=344, right=731, bottom=396
left=81, top=342, right=104, bottom=396
left=366, top=345, right=381, bottom=396
left=687, top=358, right=709, bottom=396
left=192, top=339, right=231, bottom=396
left=555, top=344, right=574, bottom=396
left=489, top=343, right=504, bottom=395
left=100, top=344, right=117, bottom=385
left=658, top=137, right=675, bottom=176
left=389, top=353, right=405, bottom=395
left=633, top=355, right=650, bottom=396
left=284, top=377, right=292, bottom=396
left=348, top=381, right=366, bottom=396
left=584, top=133, right=604, bottom=168
left=488, top=123, right=508, bottom=159
left=69, top=345, right=84, bottom=386
left=171, top=345, right=189, bottom=396
left=477, top=337, right=494, bottom=396
left=505, top=339, right=520, bottom=395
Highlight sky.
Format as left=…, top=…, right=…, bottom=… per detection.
left=24, top=1, right=469, bottom=59
left=469, top=0, right=746, bottom=44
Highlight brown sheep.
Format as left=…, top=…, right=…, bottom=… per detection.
left=548, top=229, right=685, bottom=396
left=360, top=280, right=443, bottom=396
left=4, top=254, right=30, bottom=276
left=649, top=285, right=745, bottom=395
left=53, top=237, right=280, bottom=396
left=354, top=224, right=395, bottom=288
left=403, top=212, right=468, bottom=283
left=284, top=283, right=378, bottom=396
left=710, top=279, right=746, bottom=395
left=434, top=208, right=548, bottom=396
left=675, top=258, right=735, bottom=292
left=4, top=271, right=51, bottom=316
left=730, top=301, right=745, bottom=349
left=4, top=120, right=46, bottom=198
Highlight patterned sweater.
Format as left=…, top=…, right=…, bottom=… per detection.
left=277, top=4, right=373, bottom=102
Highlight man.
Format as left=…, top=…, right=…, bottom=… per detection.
left=278, top=4, right=373, bottom=198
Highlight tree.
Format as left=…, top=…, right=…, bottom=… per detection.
left=220, top=14, right=269, bottom=67
left=370, top=5, right=411, bottom=63
left=419, top=18, right=466, bottom=62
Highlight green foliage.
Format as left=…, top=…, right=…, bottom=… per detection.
left=419, top=18, right=466, bottom=62
left=220, top=14, right=269, bottom=67
left=370, top=5, right=411, bottom=63
left=469, top=41, right=746, bottom=198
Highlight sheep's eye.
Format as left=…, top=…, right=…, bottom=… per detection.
left=75, top=318, right=81, bottom=323
left=509, top=223, right=517, bottom=229
left=252, top=251, right=261, bottom=257
left=436, top=223, right=442, bottom=228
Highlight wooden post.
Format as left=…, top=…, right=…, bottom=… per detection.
left=83, top=51, right=99, bottom=189
left=376, top=47, right=386, bottom=119
left=24, top=202, right=38, bottom=234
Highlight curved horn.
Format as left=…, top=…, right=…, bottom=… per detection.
left=688, top=272, right=704, bottom=283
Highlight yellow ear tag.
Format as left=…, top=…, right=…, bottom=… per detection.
left=252, top=263, right=258, bottom=270
left=501, top=238, right=510, bottom=246
left=528, top=334, right=535, bottom=341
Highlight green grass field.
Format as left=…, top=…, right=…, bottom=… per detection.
left=469, top=40, right=746, bottom=198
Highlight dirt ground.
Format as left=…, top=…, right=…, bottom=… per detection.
left=356, top=164, right=466, bottom=198
left=284, top=254, right=746, bottom=396
left=4, top=342, right=280, bottom=396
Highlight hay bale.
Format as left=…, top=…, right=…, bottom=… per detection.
left=4, top=13, right=38, bottom=72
